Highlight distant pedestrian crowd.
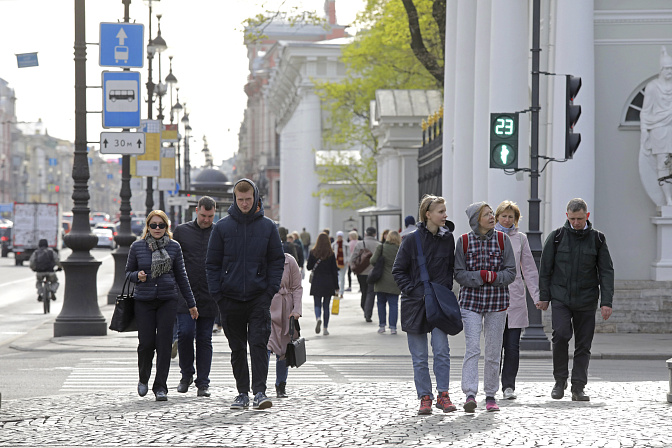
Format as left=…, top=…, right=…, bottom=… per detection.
left=121, top=177, right=613, bottom=415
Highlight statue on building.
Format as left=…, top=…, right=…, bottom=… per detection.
left=640, top=46, right=672, bottom=206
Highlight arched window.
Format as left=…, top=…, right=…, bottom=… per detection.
left=620, top=75, right=657, bottom=130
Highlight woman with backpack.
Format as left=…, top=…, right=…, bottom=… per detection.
left=392, top=195, right=457, bottom=415
left=494, top=201, right=540, bottom=401
left=454, top=202, right=516, bottom=412
left=307, top=232, right=339, bottom=336
left=370, top=230, right=401, bottom=334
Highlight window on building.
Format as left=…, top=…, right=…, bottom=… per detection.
left=621, top=75, right=657, bottom=129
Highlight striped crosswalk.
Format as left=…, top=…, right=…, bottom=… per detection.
left=60, top=356, right=566, bottom=392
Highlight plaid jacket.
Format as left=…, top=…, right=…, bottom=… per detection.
left=458, top=231, right=510, bottom=313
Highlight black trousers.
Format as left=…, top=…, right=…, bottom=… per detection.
left=218, top=295, right=272, bottom=395
left=357, top=274, right=375, bottom=319
left=551, top=301, right=596, bottom=389
left=135, top=298, right=178, bottom=394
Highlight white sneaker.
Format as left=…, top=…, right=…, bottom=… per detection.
left=503, top=387, right=517, bottom=400
left=323, top=328, right=329, bottom=336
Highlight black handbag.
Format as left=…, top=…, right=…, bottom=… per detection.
left=285, top=316, right=306, bottom=368
left=367, top=248, right=385, bottom=284
left=414, top=232, right=463, bottom=336
left=109, top=273, right=137, bottom=332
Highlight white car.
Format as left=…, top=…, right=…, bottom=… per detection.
left=93, top=228, right=115, bottom=249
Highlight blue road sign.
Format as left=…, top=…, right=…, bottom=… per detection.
left=16, top=52, right=38, bottom=68
left=100, top=23, right=144, bottom=68
left=102, top=71, right=141, bottom=128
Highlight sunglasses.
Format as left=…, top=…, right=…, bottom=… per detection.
left=149, top=223, right=167, bottom=230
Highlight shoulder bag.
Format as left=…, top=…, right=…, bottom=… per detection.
left=414, top=233, right=463, bottom=336
left=285, top=316, right=306, bottom=368
left=309, top=258, right=321, bottom=283
left=109, top=273, right=137, bottom=332
left=367, top=246, right=385, bottom=284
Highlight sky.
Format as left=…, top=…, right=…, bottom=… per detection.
left=0, top=0, right=365, bottom=167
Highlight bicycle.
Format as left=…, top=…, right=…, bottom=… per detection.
left=37, top=268, right=61, bottom=314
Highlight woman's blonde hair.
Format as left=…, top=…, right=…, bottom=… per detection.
left=386, top=230, right=401, bottom=246
left=495, top=200, right=521, bottom=225
left=418, top=194, right=446, bottom=224
left=141, top=210, right=173, bottom=239
left=348, top=230, right=358, bottom=240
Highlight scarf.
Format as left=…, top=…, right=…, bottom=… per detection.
left=145, top=234, right=172, bottom=279
left=336, top=241, right=344, bottom=268
left=494, top=222, right=514, bottom=234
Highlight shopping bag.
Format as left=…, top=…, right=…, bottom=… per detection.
left=331, top=297, right=340, bottom=315
left=285, top=317, right=306, bottom=368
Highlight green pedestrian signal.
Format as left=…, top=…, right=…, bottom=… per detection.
left=490, top=112, right=519, bottom=169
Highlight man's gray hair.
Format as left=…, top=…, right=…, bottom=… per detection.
left=566, top=198, right=588, bottom=213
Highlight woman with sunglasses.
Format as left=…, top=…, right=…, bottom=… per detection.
left=126, top=210, right=198, bottom=401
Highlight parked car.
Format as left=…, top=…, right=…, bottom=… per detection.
left=94, top=222, right=118, bottom=236
left=0, top=223, right=12, bottom=257
left=93, top=228, right=115, bottom=249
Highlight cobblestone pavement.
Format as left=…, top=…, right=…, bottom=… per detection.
left=1, top=381, right=670, bottom=448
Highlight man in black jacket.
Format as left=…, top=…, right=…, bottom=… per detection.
left=173, top=196, right=219, bottom=398
left=206, top=179, right=284, bottom=410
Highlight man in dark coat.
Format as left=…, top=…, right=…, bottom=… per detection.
left=206, top=179, right=285, bottom=410
left=173, top=196, right=219, bottom=398
left=539, top=198, right=614, bottom=402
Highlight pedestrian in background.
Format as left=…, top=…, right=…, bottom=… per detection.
left=350, top=227, right=380, bottom=322
left=400, top=215, right=418, bottom=239
left=370, top=230, right=401, bottom=334
left=454, top=202, right=516, bottom=413
left=279, top=227, right=298, bottom=262
left=539, top=198, right=614, bottom=402
left=300, top=227, right=311, bottom=265
left=307, top=232, right=339, bottom=336
left=206, top=179, right=285, bottom=410
left=392, top=195, right=456, bottom=415
left=494, top=200, right=540, bottom=400
left=346, top=230, right=359, bottom=292
left=380, top=229, right=390, bottom=244
left=267, top=253, right=302, bottom=398
left=332, top=231, right=350, bottom=298
left=126, top=210, right=198, bottom=402
left=173, top=196, right=219, bottom=398
left=290, top=231, right=305, bottom=270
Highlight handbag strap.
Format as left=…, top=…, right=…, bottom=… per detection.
left=121, top=272, right=135, bottom=297
left=289, top=316, right=296, bottom=341
left=413, top=232, right=433, bottom=297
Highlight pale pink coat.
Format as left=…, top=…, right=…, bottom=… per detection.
left=267, top=254, right=303, bottom=357
left=506, top=227, right=540, bottom=328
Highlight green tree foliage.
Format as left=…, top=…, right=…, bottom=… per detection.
left=314, top=0, right=443, bottom=209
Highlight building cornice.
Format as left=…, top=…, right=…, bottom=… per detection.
left=595, top=10, right=672, bottom=24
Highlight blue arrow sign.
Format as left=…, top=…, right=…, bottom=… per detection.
left=100, top=23, right=144, bottom=68
left=102, top=71, right=141, bottom=128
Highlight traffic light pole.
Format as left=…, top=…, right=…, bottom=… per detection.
left=520, top=0, right=551, bottom=351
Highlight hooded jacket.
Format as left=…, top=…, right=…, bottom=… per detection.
left=205, top=179, right=285, bottom=302
left=392, top=221, right=455, bottom=334
left=454, top=202, right=516, bottom=313
left=539, top=220, right=614, bottom=311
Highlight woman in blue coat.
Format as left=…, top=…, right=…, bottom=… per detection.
left=125, top=210, right=198, bottom=401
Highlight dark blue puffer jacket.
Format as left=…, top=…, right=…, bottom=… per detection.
left=206, top=179, right=285, bottom=302
left=125, top=238, right=196, bottom=308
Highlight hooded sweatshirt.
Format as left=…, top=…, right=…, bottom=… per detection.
left=454, top=202, right=516, bottom=313
left=205, top=178, right=285, bottom=302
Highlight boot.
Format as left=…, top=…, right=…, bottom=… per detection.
left=276, top=382, right=287, bottom=398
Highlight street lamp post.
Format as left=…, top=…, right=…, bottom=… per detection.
left=181, top=110, right=191, bottom=190
left=144, top=0, right=160, bottom=216
left=152, top=14, right=168, bottom=211
left=165, top=56, right=178, bottom=227
left=54, top=0, right=106, bottom=337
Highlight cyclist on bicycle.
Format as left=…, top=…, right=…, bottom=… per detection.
left=29, top=239, right=62, bottom=302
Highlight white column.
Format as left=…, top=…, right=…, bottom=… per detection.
left=488, top=0, right=530, bottom=228
left=399, top=148, right=419, bottom=220
left=279, top=89, right=321, bottom=235
left=380, top=148, right=400, bottom=232
left=451, top=0, right=477, bottom=233
left=471, top=0, right=492, bottom=202
left=318, top=194, right=333, bottom=234
left=549, top=0, right=595, bottom=227
left=442, top=0, right=458, bottom=213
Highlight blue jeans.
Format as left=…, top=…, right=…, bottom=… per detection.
left=176, top=313, right=216, bottom=389
left=314, top=295, right=332, bottom=328
left=267, top=350, right=288, bottom=385
left=337, top=267, right=347, bottom=296
left=376, top=292, right=399, bottom=329
left=406, top=328, right=451, bottom=399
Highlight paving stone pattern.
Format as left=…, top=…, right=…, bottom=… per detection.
left=0, top=381, right=670, bottom=447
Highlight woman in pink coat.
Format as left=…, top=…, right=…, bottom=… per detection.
left=267, top=253, right=303, bottom=398
left=494, top=201, right=540, bottom=400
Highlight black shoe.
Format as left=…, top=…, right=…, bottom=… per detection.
left=177, top=377, right=193, bottom=393
left=155, top=390, right=167, bottom=401
left=276, top=382, right=287, bottom=398
left=551, top=380, right=567, bottom=399
left=365, top=317, right=372, bottom=323
left=197, top=387, right=211, bottom=397
left=137, top=382, right=149, bottom=397
left=571, top=388, right=590, bottom=401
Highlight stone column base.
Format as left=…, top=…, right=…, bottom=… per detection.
left=651, top=206, right=672, bottom=281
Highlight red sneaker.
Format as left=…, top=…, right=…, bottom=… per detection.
left=486, top=398, right=500, bottom=412
left=418, top=395, right=432, bottom=415
left=436, top=391, right=457, bottom=412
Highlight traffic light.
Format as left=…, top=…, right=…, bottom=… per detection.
left=565, top=75, right=582, bottom=159
left=490, top=112, right=518, bottom=169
